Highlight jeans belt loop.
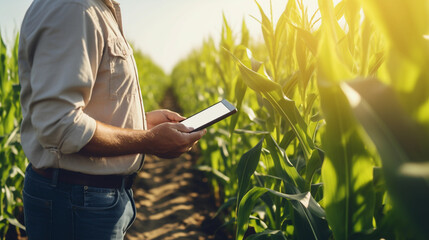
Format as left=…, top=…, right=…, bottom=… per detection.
left=50, top=168, right=59, bottom=187
left=120, top=177, right=125, bottom=191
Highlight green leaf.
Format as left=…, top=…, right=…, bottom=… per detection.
left=264, top=135, right=306, bottom=191
left=266, top=187, right=330, bottom=240
left=236, top=184, right=329, bottom=240
left=343, top=78, right=429, bottom=239
left=317, top=28, right=353, bottom=83
left=236, top=187, right=269, bottom=240
left=279, top=130, right=295, bottom=149
left=227, top=50, right=281, bottom=93
left=262, top=92, right=314, bottom=159
left=230, top=75, right=247, bottom=135
left=254, top=0, right=275, bottom=72
left=6, top=217, right=25, bottom=230
left=282, top=71, right=299, bottom=97
left=304, top=149, right=324, bottom=189
left=334, top=1, right=345, bottom=20
left=318, top=81, right=376, bottom=240
left=4, top=185, right=15, bottom=207
left=359, top=17, right=373, bottom=76
left=344, top=0, right=361, bottom=52
left=236, top=139, right=264, bottom=207
left=3, top=106, right=16, bottom=134
left=221, top=13, right=234, bottom=51
left=294, top=26, right=318, bottom=56
left=285, top=0, right=300, bottom=27
left=368, top=52, right=384, bottom=76
left=241, top=18, right=250, bottom=47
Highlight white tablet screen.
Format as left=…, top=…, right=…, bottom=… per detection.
left=181, top=102, right=230, bottom=130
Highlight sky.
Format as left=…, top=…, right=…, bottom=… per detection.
left=0, top=0, right=321, bottom=73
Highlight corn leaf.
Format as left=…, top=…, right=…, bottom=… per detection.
left=237, top=185, right=329, bottom=240
left=304, top=148, right=324, bottom=189
left=265, top=135, right=306, bottom=191
left=241, top=19, right=250, bottom=47
left=267, top=187, right=330, bottom=240
left=254, top=0, right=275, bottom=71
left=343, top=78, right=429, bottom=239
left=236, top=187, right=269, bottom=240
left=6, top=217, right=25, bottom=230
left=236, top=139, right=264, bottom=209
left=318, top=81, right=375, bottom=240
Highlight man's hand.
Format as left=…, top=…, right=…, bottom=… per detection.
left=147, top=122, right=206, bottom=158
left=146, top=109, right=185, bottom=129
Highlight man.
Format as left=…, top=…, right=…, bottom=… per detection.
left=18, top=0, right=205, bottom=239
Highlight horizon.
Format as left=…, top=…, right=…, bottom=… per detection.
left=0, top=0, right=323, bottom=74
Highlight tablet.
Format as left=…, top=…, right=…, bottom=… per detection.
left=180, top=99, right=237, bottom=132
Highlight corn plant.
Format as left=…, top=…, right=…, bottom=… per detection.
left=0, top=32, right=27, bottom=239
left=132, top=45, right=170, bottom=111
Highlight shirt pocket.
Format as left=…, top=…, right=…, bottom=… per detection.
left=107, top=37, right=136, bottom=100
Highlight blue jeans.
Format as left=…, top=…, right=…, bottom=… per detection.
left=23, top=164, right=136, bottom=240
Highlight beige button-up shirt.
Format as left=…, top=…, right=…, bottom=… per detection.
left=18, top=0, right=147, bottom=175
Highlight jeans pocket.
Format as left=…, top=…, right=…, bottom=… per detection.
left=23, top=190, right=52, bottom=240
left=74, top=186, right=120, bottom=210
left=71, top=188, right=131, bottom=239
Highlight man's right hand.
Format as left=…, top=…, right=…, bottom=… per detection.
left=146, top=122, right=206, bottom=158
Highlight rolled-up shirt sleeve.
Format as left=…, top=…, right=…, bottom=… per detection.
left=28, top=3, right=102, bottom=154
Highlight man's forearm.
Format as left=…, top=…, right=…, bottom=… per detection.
left=79, top=120, right=152, bottom=157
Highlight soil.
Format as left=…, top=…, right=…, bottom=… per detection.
left=125, top=154, right=218, bottom=240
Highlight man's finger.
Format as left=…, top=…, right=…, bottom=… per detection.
left=167, top=111, right=186, bottom=122
left=172, top=123, right=194, bottom=133
left=186, top=129, right=206, bottom=142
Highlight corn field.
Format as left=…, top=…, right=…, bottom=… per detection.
left=0, top=32, right=27, bottom=238
left=1, top=0, right=429, bottom=239
left=172, top=0, right=429, bottom=239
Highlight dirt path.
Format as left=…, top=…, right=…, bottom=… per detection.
left=125, top=88, right=225, bottom=240
left=125, top=154, right=216, bottom=240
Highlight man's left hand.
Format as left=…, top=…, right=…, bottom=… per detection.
left=146, top=109, right=185, bottom=129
